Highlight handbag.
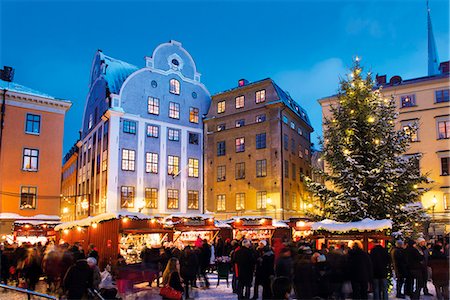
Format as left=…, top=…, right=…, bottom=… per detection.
left=159, top=285, right=182, bottom=300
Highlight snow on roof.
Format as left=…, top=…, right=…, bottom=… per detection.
left=54, top=210, right=155, bottom=231
left=311, top=218, right=392, bottom=232
left=215, top=220, right=231, bottom=228
left=166, top=213, right=214, bottom=220
left=0, top=79, right=56, bottom=99
left=14, top=220, right=60, bottom=225
left=272, top=220, right=289, bottom=228
left=0, top=213, right=60, bottom=221
left=99, top=52, right=138, bottom=94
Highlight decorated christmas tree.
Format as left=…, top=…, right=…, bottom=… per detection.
left=306, top=59, right=429, bottom=233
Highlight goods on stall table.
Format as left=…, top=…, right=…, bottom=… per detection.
left=174, top=230, right=213, bottom=245
left=119, top=233, right=162, bottom=264
left=234, top=229, right=272, bottom=241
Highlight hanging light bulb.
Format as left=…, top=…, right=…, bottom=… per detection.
left=343, top=149, right=350, bottom=155
left=367, top=116, right=375, bottom=123
left=374, top=139, right=380, bottom=145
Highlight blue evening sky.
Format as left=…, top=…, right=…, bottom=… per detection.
left=1, top=0, right=449, bottom=153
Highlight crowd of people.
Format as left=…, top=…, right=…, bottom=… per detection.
left=0, top=235, right=448, bottom=300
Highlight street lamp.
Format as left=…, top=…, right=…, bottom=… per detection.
left=432, top=195, right=438, bottom=238
left=267, top=197, right=277, bottom=219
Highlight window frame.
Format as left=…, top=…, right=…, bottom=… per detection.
left=169, top=102, right=180, bottom=119
left=441, top=157, right=450, bottom=176
left=235, top=95, right=245, bottom=109
left=167, top=155, right=180, bottom=176
left=255, top=89, right=266, bottom=104
left=20, top=186, right=37, bottom=209
left=235, top=119, right=245, bottom=128
left=217, top=194, right=226, bottom=211
left=438, top=120, right=450, bottom=139
left=236, top=193, right=245, bottom=211
left=168, top=128, right=180, bottom=141
left=235, top=137, right=245, bottom=153
left=120, top=186, right=135, bottom=208
left=217, top=165, right=226, bottom=182
left=146, top=124, right=159, bottom=138
left=187, top=190, right=199, bottom=210
left=256, top=159, right=267, bottom=177
left=169, top=79, right=180, bottom=95
left=235, top=162, right=245, bottom=180
left=400, top=94, right=416, bottom=108
left=256, top=133, right=266, bottom=149
left=167, top=189, right=179, bottom=209
left=145, top=152, right=158, bottom=174
left=121, top=149, right=136, bottom=171
left=188, top=132, right=199, bottom=145
left=188, top=158, right=199, bottom=178
left=189, top=107, right=199, bottom=124
left=255, top=114, right=266, bottom=123
left=256, top=191, right=267, bottom=210
left=145, top=188, right=158, bottom=209
left=22, top=148, right=39, bottom=171
left=435, top=89, right=449, bottom=103
left=123, top=120, right=137, bottom=134
left=147, top=97, right=160, bottom=115
left=25, top=113, right=41, bottom=135
left=217, top=101, right=226, bottom=114
left=217, top=141, right=226, bottom=156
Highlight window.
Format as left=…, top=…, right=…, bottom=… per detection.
left=401, top=94, right=416, bottom=108
left=145, top=188, right=158, bottom=208
left=291, top=138, right=295, bottom=153
left=235, top=162, right=245, bottom=179
left=167, top=189, right=179, bottom=209
left=121, top=186, right=134, bottom=208
left=282, top=115, right=288, bottom=124
left=169, top=79, right=180, bottom=95
left=235, top=137, right=245, bottom=152
left=256, top=159, right=267, bottom=177
left=217, top=141, right=226, bottom=156
left=305, top=148, right=309, bottom=157
left=20, top=186, right=36, bottom=209
left=217, top=195, right=226, bottom=211
left=235, top=96, right=245, bottom=109
left=169, top=102, right=180, bottom=119
left=444, top=193, right=450, bottom=210
left=217, top=101, right=226, bottom=114
left=25, top=114, right=40, bottom=134
left=284, top=160, right=289, bottom=178
left=292, top=163, right=296, bottom=180
left=441, top=157, right=450, bottom=176
left=168, top=155, right=179, bottom=176
left=297, top=127, right=303, bottom=136
left=189, top=107, right=199, bottom=123
left=168, top=128, right=180, bottom=141
left=438, top=120, right=450, bottom=139
left=23, top=148, right=39, bottom=171
left=256, top=191, right=267, bottom=209
left=235, top=119, right=245, bottom=127
left=290, top=122, right=295, bottom=130
left=187, top=190, right=199, bottom=210
left=217, top=124, right=226, bottom=131
left=435, top=89, right=449, bottom=103
left=256, top=90, right=266, bottom=103
left=256, top=114, right=266, bottom=123
left=292, top=193, right=297, bottom=210
left=256, top=133, right=266, bottom=149
left=236, top=193, right=245, bottom=210
left=123, top=120, right=136, bottom=134
left=217, top=165, right=226, bottom=181
left=147, top=125, right=159, bottom=138
left=402, top=121, right=419, bottom=142
left=188, top=158, right=199, bottom=178
left=88, top=113, right=93, bottom=129
left=146, top=152, right=158, bottom=173
left=283, top=134, right=288, bottom=150
left=148, top=97, right=160, bottom=115
left=189, top=132, right=199, bottom=145
left=285, top=191, right=290, bottom=209
left=121, top=149, right=135, bottom=171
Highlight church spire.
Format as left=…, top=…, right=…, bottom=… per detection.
left=427, top=0, right=440, bottom=76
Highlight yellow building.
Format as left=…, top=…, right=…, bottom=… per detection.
left=319, top=63, right=450, bottom=236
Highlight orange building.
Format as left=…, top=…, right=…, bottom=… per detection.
left=0, top=67, right=71, bottom=239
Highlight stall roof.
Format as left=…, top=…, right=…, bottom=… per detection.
left=225, top=216, right=274, bottom=223
left=311, top=218, right=392, bottom=233
left=0, top=213, right=60, bottom=221
left=272, top=220, right=289, bottom=228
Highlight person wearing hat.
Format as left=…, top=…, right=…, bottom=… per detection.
left=391, top=240, right=407, bottom=298
left=404, top=238, right=424, bottom=300
left=253, top=240, right=274, bottom=299
left=416, top=237, right=433, bottom=296
left=234, top=239, right=256, bottom=299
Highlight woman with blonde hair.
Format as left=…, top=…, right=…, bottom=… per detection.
left=161, top=257, right=183, bottom=299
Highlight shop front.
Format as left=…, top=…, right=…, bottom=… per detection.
left=167, top=215, right=219, bottom=247
left=9, top=220, right=59, bottom=245
left=228, top=217, right=276, bottom=244
left=288, top=218, right=313, bottom=242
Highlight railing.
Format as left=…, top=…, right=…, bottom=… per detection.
left=0, top=283, right=57, bottom=299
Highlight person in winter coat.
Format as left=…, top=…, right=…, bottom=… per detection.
left=63, top=258, right=93, bottom=299
left=404, top=238, right=425, bottom=300
left=253, top=240, right=274, bottom=299
left=369, top=240, right=391, bottom=300
left=428, top=244, right=449, bottom=300
left=391, top=240, right=408, bottom=298
left=326, top=247, right=348, bottom=300
left=234, top=239, right=256, bottom=299
left=275, top=247, right=293, bottom=279
left=22, top=248, right=41, bottom=291
left=293, top=251, right=318, bottom=299
left=162, top=257, right=184, bottom=299
left=87, top=244, right=99, bottom=262
left=199, top=240, right=211, bottom=288
left=87, top=257, right=101, bottom=291
left=347, top=240, right=373, bottom=300
left=180, top=246, right=199, bottom=299
left=417, top=238, right=433, bottom=296
left=312, top=252, right=332, bottom=299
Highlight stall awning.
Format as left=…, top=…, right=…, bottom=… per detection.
left=311, top=218, right=392, bottom=233
left=174, top=226, right=219, bottom=232
left=122, top=228, right=172, bottom=234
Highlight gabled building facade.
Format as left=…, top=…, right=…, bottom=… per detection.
left=204, top=78, right=314, bottom=220
left=72, top=41, right=211, bottom=219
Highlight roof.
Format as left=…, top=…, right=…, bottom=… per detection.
left=98, top=52, right=138, bottom=94
left=311, top=218, right=392, bottom=232
left=0, top=79, right=56, bottom=100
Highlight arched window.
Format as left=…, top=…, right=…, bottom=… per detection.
left=169, top=79, right=180, bottom=95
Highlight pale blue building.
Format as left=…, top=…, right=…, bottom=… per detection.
left=78, top=40, right=210, bottom=217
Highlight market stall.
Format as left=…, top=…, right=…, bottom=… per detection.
left=10, top=220, right=60, bottom=245
left=167, top=215, right=220, bottom=247
left=288, top=217, right=314, bottom=242
left=228, top=217, right=276, bottom=244
left=310, top=218, right=392, bottom=251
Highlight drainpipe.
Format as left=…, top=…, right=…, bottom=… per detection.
left=0, top=89, right=7, bottom=157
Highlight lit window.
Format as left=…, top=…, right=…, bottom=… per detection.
left=444, top=193, right=450, bottom=210
left=235, top=119, right=245, bottom=127
left=285, top=191, right=291, bottom=209
left=145, top=188, right=158, bottom=209
left=297, top=127, right=303, bottom=136
left=217, top=195, right=226, bottom=211
left=435, top=89, right=449, bottom=103
left=148, top=97, right=160, bottom=115
left=441, top=157, right=450, bottom=176
left=25, top=114, right=41, bottom=134
left=290, top=122, right=295, bottom=130
left=169, top=102, right=180, bottom=119
left=282, top=115, right=288, bottom=124
left=23, top=148, right=39, bottom=171
left=121, top=149, right=135, bottom=171
left=169, top=79, right=180, bottom=95
left=188, top=190, right=199, bottom=210
left=168, top=155, right=179, bottom=176
left=168, top=128, right=180, bottom=141
left=217, top=165, right=226, bottom=182
left=256, top=114, right=266, bottom=123
left=188, top=158, right=199, bottom=178
left=438, top=120, right=450, bottom=139
left=189, top=132, right=199, bottom=145
left=236, top=193, right=245, bottom=210
left=298, top=146, right=303, bottom=158
left=256, top=191, right=267, bottom=209
left=256, top=90, right=266, bottom=103
left=20, top=186, right=36, bottom=209
left=284, top=160, right=289, bottom=178
left=123, top=120, right=137, bottom=134
left=217, top=141, right=226, bottom=156
left=256, top=133, right=266, bottom=149
left=292, top=193, right=297, bottom=210
left=189, top=107, right=199, bottom=123
left=121, top=186, right=134, bottom=208
left=217, top=101, right=226, bottom=113
left=235, top=162, right=245, bottom=179
left=401, top=94, right=416, bottom=108
left=235, top=137, right=245, bottom=152
left=256, top=159, right=267, bottom=177
left=167, top=189, right=179, bottom=209
left=147, top=125, right=159, bottom=138
left=235, top=96, right=245, bottom=109
left=145, top=152, right=158, bottom=173
left=217, top=124, right=226, bottom=131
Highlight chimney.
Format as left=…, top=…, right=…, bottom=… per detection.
left=439, top=61, right=449, bottom=74
left=0, top=66, right=14, bottom=82
left=375, top=74, right=386, bottom=86
left=389, top=75, right=402, bottom=86
left=238, top=79, right=249, bottom=87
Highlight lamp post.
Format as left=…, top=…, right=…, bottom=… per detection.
left=432, top=195, right=438, bottom=239
left=267, top=197, right=277, bottom=220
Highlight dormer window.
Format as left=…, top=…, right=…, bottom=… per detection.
left=170, top=79, right=180, bottom=95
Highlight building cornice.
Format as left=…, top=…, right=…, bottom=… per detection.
left=5, top=89, right=71, bottom=113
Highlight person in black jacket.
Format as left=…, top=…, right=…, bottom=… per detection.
left=63, top=259, right=93, bottom=299
left=347, top=240, right=372, bottom=300
left=391, top=240, right=407, bottom=298
left=275, top=248, right=293, bottom=279
left=199, top=240, right=211, bottom=288
left=235, top=239, right=256, bottom=299
left=369, top=240, right=390, bottom=300
left=180, top=246, right=199, bottom=299
left=293, top=250, right=318, bottom=300
left=253, top=240, right=274, bottom=299
left=404, top=238, right=424, bottom=300
left=162, top=257, right=184, bottom=299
